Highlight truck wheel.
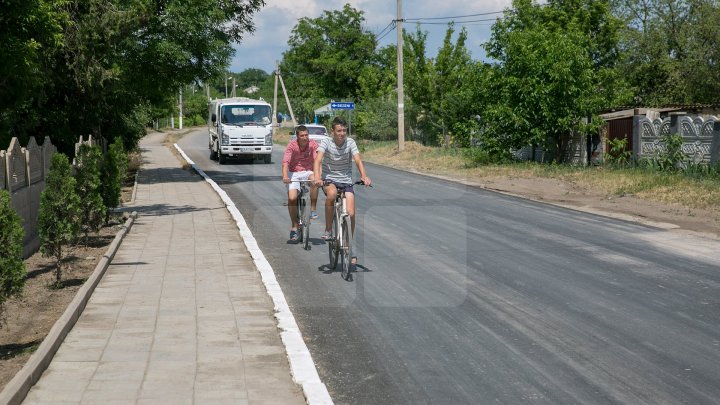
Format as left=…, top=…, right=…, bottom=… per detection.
left=218, top=152, right=226, bottom=164
left=209, top=148, right=218, bottom=160
left=264, top=155, right=272, bottom=164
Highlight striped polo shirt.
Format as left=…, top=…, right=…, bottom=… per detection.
left=318, top=137, right=359, bottom=184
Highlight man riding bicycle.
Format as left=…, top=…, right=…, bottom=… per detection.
left=313, top=116, right=372, bottom=264
left=282, top=125, right=319, bottom=241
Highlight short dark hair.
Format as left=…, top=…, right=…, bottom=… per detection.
left=331, top=116, right=347, bottom=129
left=296, top=125, right=308, bottom=133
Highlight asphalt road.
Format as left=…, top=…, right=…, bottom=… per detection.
left=177, top=129, right=720, bottom=404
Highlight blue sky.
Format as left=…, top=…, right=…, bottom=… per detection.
left=230, top=0, right=514, bottom=74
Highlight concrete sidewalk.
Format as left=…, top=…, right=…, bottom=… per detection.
left=22, top=132, right=306, bottom=404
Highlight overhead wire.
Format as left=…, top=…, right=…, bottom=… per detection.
left=373, top=8, right=509, bottom=41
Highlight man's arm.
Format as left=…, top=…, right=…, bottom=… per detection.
left=353, top=153, right=371, bottom=186
left=313, top=150, right=325, bottom=186
left=282, top=142, right=295, bottom=184
left=282, top=163, right=290, bottom=184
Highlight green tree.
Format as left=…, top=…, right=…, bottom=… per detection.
left=4, top=0, right=264, bottom=152
left=0, top=0, right=66, bottom=148
left=39, top=153, right=81, bottom=285
left=235, top=68, right=269, bottom=93
left=75, top=143, right=105, bottom=241
left=280, top=3, right=377, bottom=121
left=0, top=190, right=26, bottom=324
left=354, top=44, right=398, bottom=140
left=404, top=24, right=477, bottom=146
left=613, top=0, right=720, bottom=104
left=482, top=0, right=629, bottom=161
left=101, top=138, right=128, bottom=223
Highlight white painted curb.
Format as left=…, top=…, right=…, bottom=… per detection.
left=174, top=144, right=332, bottom=405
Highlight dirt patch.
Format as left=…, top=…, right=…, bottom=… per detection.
left=470, top=175, right=720, bottom=238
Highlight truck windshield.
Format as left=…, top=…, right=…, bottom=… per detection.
left=221, top=105, right=272, bottom=125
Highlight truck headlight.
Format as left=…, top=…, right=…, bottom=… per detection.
left=265, top=132, right=272, bottom=146
left=221, top=134, right=229, bottom=146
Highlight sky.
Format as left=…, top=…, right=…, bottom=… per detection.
left=230, top=0, right=514, bottom=74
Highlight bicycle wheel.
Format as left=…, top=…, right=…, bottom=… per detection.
left=328, top=215, right=339, bottom=269
left=301, top=196, right=311, bottom=250
left=297, top=194, right=306, bottom=243
left=340, top=216, right=352, bottom=280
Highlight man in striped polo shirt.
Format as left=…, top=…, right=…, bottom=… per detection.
left=313, top=116, right=372, bottom=264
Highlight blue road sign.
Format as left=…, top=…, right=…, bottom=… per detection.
left=330, top=102, right=355, bottom=110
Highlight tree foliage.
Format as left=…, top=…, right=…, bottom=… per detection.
left=75, top=143, right=105, bottom=240
left=0, top=190, right=26, bottom=324
left=1, top=0, right=265, bottom=152
left=402, top=24, right=479, bottom=146
left=101, top=138, right=128, bottom=223
left=280, top=4, right=377, bottom=121
left=39, top=153, right=81, bottom=284
left=481, top=0, right=630, bottom=161
left=613, top=0, right=720, bottom=104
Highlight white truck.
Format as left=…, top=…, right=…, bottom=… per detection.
left=208, top=97, right=273, bottom=164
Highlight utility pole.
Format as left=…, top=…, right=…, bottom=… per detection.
left=397, top=0, right=405, bottom=151
left=179, top=87, right=183, bottom=129
left=232, top=77, right=236, bottom=97
left=277, top=68, right=296, bottom=126
left=272, top=61, right=279, bottom=137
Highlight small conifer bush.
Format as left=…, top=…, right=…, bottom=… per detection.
left=39, top=153, right=81, bottom=285
left=101, top=138, right=128, bottom=223
left=0, top=190, right=26, bottom=324
left=75, top=143, right=106, bottom=241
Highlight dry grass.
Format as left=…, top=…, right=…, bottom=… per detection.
left=361, top=141, right=720, bottom=211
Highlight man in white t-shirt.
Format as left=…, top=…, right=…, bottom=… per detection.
left=312, top=117, right=372, bottom=264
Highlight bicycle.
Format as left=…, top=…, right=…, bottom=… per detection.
left=325, top=180, right=368, bottom=280
left=294, top=180, right=313, bottom=250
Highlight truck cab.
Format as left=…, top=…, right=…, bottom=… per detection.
left=208, top=97, right=273, bottom=164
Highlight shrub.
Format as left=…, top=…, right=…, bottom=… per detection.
left=0, top=190, right=26, bottom=325
left=39, top=153, right=81, bottom=285
left=101, top=138, right=128, bottom=223
left=652, top=132, right=685, bottom=171
left=75, top=143, right=106, bottom=241
left=605, top=137, right=633, bottom=166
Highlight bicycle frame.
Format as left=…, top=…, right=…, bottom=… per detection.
left=293, top=180, right=312, bottom=250
left=326, top=181, right=364, bottom=280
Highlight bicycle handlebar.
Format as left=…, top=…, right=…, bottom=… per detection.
left=322, top=180, right=372, bottom=188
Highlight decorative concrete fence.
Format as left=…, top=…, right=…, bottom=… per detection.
left=2, top=135, right=104, bottom=258
left=2, top=137, right=57, bottom=258
left=633, top=114, right=720, bottom=165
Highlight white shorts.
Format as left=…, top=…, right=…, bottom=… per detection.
left=287, top=170, right=314, bottom=191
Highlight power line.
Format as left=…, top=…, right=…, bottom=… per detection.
left=410, top=17, right=500, bottom=25
left=405, top=10, right=505, bottom=22
left=373, top=7, right=510, bottom=43
left=375, top=20, right=396, bottom=41
left=376, top=22, right=396, bottom=41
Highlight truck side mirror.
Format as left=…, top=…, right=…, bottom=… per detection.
left=211, top=113, right=217, bottom=123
